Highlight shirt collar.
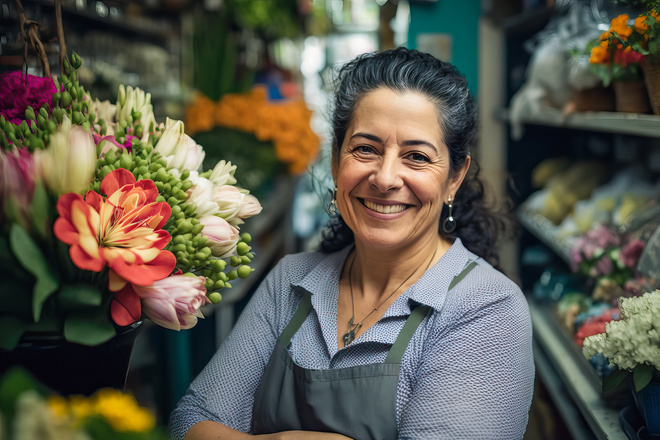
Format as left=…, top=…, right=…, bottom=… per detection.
left=293, top=238, right=471, bottom=314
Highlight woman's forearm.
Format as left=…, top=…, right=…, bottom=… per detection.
left=184, top=421, right=353, bottom=440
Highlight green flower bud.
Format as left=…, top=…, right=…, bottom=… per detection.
left=224, top=282, right=232, bottom=289
left=72, top=52, right=82, bottom=69
left=184, top=203, right=197, bottom=216
left=173, top=235, right=186, bottom=245
left=156, top=195, right=166, bottom=202
left=119, top=153, right=132, bottom=169
left=100, top=165, right=113, bottom=178
left=215, top=259, right=227, bottom=271
left=240, top=232, right=252, bottom=244
left=208, top=291, right=222, bottom=303
left=25, top=106, right=36, bottom=121
left=236, top=242, right=250, bottom=256
left=72, top=111, right=85, bottom=125
left=237, top=265, right=254, bottom=279
left=172, top=243, right=187, bottom=253
left=213, top=280, right=226, bottom=290
left=230, top=256, right=242, bottom=267
left=60, top=91, right=72, bottom=108
left=47, top=120, right=57, bottom=133
left=180, top=170, right=190, bottom=181
left=194, top=251, right=207, bottom=261
left=245, top=252, right=255, bottom=259
left=204, top=277, right=215, bottom=290
left=192, top=224, right=204, bottom=235
left=168, top=196, right=179, bottom=206
left=240, top=255, right=251, bottom=265
left=37, top=115, right=46, bottom=129
left=104, top=149, right=116, bottom=164
left=219, top=272, right=228, bottom=282
left=172, top=205, right=182, bottom=215
left=227, top=270, right=238, bottom=280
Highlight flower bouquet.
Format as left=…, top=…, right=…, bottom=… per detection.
left=0, top=367, right=168, bottom=440
left=570, top=223, right=646, bottom=303
left=0, top=53, right=262, bottom=351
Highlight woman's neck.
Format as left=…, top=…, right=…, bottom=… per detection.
left=349, top=235, right=453, bottom=302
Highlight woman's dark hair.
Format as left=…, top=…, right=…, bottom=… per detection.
left=319, top=47, right=509, bottom=269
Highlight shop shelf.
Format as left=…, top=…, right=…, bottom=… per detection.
left=528, top=299, right=628, bottom=440
left=498, top=107, right=660, bottom=139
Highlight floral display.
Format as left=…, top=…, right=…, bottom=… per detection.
left=570, top=223, right=646, bottom=302
left=0, top=368, right=167, bottom=440
left=0, top=53, right=262, bottom=349
left=583, top=289, right=660, bottom=392
left=185, top=86, right=320, bottom=175
left=588, top=14, right=646, bottom=86
left=615, top=1, right=660, bottom=62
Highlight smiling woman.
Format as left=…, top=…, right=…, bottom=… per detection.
left=169, top=48, right=534, bottom=440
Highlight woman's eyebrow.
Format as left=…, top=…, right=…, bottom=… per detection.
left=350, top=133, right=438, bottom=153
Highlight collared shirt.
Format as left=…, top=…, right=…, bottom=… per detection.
left=169, top=239, right=535, bottom=439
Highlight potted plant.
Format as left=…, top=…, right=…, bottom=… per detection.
left=583, top=289, right=660, bottom=434
left=588, top=13, right=650, bottom=112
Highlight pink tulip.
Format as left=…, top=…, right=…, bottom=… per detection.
left=133, top=274, right=209, bottom=331
left=0, top=147, right=35, bottom=228
left=199, top=215, right=239, bottom=258
left=238, top=194, right=263, bottom=221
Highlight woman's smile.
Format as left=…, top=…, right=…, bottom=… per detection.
left=359, top=198, right=412, bottom=215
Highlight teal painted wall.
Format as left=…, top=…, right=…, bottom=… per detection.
left=408, top=0, right=481, bottom=95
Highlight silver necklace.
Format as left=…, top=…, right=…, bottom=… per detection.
left=342, top=247, right=438, bottom=347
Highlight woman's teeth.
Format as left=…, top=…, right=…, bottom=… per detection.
left=363, top=199, right=408, bottom=214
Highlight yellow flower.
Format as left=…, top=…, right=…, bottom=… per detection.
left=92, top=388, right=155, bottom=432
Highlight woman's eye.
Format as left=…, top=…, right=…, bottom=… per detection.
left=355, top=145, right=376, bottom=155
left=408, top=152, right=430, bottom=163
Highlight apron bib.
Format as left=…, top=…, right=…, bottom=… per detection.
left=251, top=261, right=477, bottom=440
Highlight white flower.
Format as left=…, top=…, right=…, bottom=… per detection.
left=154, top=118, right=205, bottom=172
left=186, top=176, right=220, bottom=217
left=582, top=290, right=660, bottom=372
left=212, top=185, right=244, bottom=225
left=34, top=115, right=96, bottom=196
left=208, top=160, right=237, bottom=187
left=116, top=85, right=156, bottom=142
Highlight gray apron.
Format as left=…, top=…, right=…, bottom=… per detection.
left=251, top=261, right=477, bottom=440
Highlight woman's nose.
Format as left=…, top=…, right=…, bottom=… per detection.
left=368, top=153, right=403, bottom=192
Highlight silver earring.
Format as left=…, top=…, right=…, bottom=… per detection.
left=328, top=186, right=338, bottom=216
left=442, top=195, right=456, bottom=233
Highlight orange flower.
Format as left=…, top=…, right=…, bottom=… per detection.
left=589, top=46, right=610, bottom=64
left=635, top=15, right=649, bottom=33
left=610, top=14, right=632, bottom=39
left=54, top=169, right=176, bottom=324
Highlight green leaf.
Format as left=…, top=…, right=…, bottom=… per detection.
left=603, top=368, right=629, bottom=392
left=28, top=181, right=50, bottom=239
left=9, top=224, right=59, bottom=322
left=59, top=284, right=103, bottom=308
left=0, top=316, right=28, bottom=350
left=64, top=310, right=116, bottom=346
left=633, top=364, right=653, bottom=392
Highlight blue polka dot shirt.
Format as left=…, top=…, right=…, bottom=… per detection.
left=169, top=238, right=534, bottom=439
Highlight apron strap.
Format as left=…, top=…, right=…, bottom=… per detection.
left=279, top=292, right=313, bottom=346
left=385, top=260, right=478, bottom=364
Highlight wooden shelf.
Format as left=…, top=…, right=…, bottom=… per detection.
left=528, top=299, right=628, bottom=440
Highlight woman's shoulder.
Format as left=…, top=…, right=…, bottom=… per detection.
left=443, top=256, right=528, bottom=321
left=267, top=248, right=348, bottom=288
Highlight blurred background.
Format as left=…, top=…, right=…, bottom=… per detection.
left=2, top=0, right=660, bottom=439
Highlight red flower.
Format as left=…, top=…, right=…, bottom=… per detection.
left=54, top=169, right=176, bottom=324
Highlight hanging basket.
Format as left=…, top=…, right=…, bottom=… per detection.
left=643, top=61, right=660, bottom=115
left=613, top=80, right=651, bottom=113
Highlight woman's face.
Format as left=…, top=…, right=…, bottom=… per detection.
left=332, top=87, right=469, bottom=251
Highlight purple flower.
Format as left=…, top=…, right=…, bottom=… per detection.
left=0, top=71, right=56, bottom=125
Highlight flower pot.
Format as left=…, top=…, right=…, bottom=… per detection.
left=0, top=321, right=142, bottom=396
left=613, top=80, right=651, bottom=113
left=633, top=381, right=660, bottom=435
left=573, top=85, right=615, bottom=112
left=643, top=61, right=660, bottom=115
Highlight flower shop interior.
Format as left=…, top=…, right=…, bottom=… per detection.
left=1, top=0, right=660, bottom=438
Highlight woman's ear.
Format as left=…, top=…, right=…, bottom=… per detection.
left=449, top=155, right=471, bottom=195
